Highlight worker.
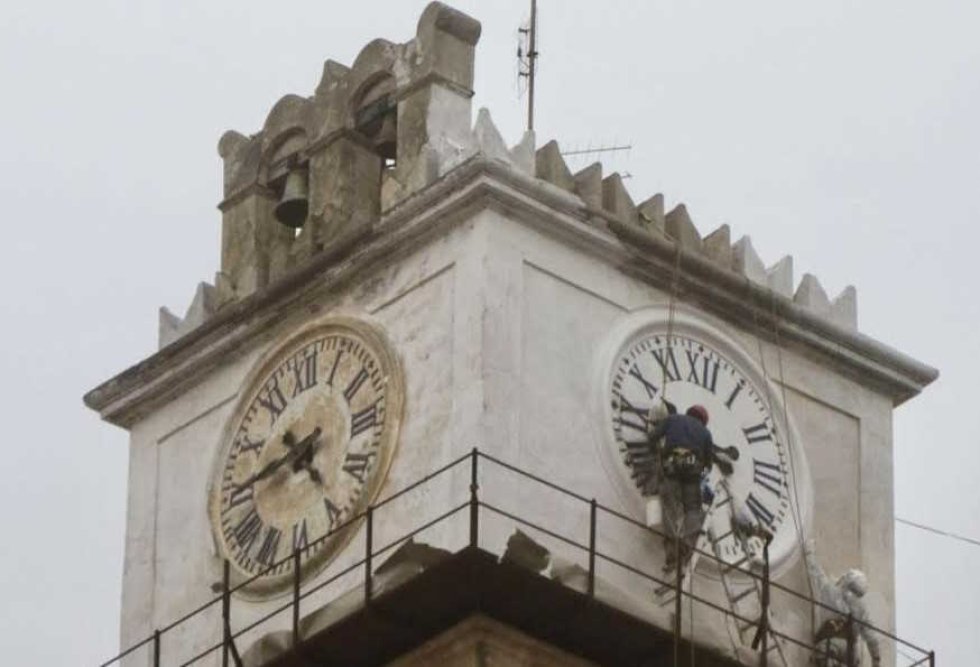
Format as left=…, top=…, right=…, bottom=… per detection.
left=805, top=541, right=882, bottom=667
left=647, top=404, right=716, bottom=572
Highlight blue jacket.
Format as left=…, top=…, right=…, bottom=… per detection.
left=649, top=413, right=714, bottom=462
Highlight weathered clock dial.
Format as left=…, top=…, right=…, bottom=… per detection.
left=209, top=317, right=403, bottom=598
left=599, top=309, right=812, bottom=575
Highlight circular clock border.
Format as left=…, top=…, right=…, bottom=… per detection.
left=592, top=304, right=813, bottom=576
left=207, top=315, right=405, bottom=600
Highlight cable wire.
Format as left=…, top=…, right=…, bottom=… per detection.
left=896, top=517, right=980, bottom=548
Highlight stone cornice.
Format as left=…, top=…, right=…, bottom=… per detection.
left=84, top=156, right=937, bottom=428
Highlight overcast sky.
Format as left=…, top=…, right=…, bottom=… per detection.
left=1, top=0, right=977, bottom=664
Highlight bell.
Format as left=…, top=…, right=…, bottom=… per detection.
left=373, top=111, right=397, bottom=162
left=274, top=169, right=309, bottom=228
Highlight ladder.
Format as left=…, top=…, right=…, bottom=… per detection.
left=654, top=480, right=791, bottom=666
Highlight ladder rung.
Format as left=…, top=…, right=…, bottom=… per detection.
left=712, top=530, right=734, bottom=544
left=723, top=556, right=750, bottom=573
left=731, top=587, right=755, bottom=604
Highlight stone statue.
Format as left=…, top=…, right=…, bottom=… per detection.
left=804, top=541, right=882, bottom=667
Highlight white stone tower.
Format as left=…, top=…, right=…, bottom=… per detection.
left=85, top=3, right=936, bottom=665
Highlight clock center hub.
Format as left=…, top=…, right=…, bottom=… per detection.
left=254, top=391, right=348, bottom=527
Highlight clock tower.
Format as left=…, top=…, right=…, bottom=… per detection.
left=86, top=3, right=937, bottom=665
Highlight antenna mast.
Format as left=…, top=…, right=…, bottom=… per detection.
left=518, top=0, right=539, bottom=132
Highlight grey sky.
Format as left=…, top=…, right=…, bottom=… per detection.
left=0, top=0, right=977, bottom=664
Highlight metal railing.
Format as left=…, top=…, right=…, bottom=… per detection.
left=99, top=449, right=935, bottom=667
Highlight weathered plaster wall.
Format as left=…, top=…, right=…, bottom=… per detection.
left=120, top=216, right=485, bottom=664
left=468, top=208, right=896, bottom=655
left=118, top=200, right=899, bottom=665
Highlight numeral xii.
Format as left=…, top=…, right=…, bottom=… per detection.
left=291, top=349, right=318, bottom=397
left=684, top=351, right=719, bottom=393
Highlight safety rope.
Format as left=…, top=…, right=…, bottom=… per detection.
left=661, top=243, right=685, bottom=667
left=690, top=573, right=697, bottom=667
left=664, top=242, right=697, bottom=667
left=747, top=282, right=819, bottom=640
left=663, top=243, right=683, bottom=396
left=666, top=244, right=682, bottom=667
left=767, top=290, right=818, bottom=631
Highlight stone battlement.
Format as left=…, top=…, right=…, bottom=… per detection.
left=161, top=1, right=855, bottom=348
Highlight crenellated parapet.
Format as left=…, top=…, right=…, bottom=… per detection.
left=160, top=1, right=859, bottom=348
left=533, top=139, right=859, bottom=330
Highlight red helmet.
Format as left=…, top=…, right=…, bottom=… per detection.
left=686, top=404, right=709, bottom=426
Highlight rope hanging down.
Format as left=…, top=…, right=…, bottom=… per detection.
left=749, top=284, right=818, bottom=633
left=662, top=243, right=683, bottom=397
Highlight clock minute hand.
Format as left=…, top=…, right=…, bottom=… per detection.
left=235, top=449, right=292, bottom=490
left=713, top=444, right=739, bottom=460
left=290, top=427, right=324, bottom=482
left=235, top=427, right=324, bottom=490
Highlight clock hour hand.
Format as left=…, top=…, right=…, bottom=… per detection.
left=235, top=427, right=323, bottom=490
left=710, top=444, right=739, bottom=476
left=287, top=427, right=322, bottom=469
left=289, top=427, right=324, bottom=483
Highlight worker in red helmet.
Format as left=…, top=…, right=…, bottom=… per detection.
left=686, top=404, right=709, bottom=425
left=647, top=403, right=718, bottom=574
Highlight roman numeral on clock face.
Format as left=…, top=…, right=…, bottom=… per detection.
left=326, top=350, right=343, bottom=387
left=343, top=368, right=369, bottom=402
left=226, top=484, right=254, bottom=510
left=256, top=379, right=288, bottom=423
left=616, top=394, right=649, bottom=434
left=752, top=459, right=784, bottom=498
left=742, top=422, right=772, bottom=444
left=628, top=365, right=660, bottom=399
left=350, top=403, right=378, bottom=437
left=343, top=452, right=377, bottom=484
left=291, top=349, right=318, bottom=397
left=235, top=435, right=264, bottom=456
left=323, top=497, right=343, bottom=529
left=292, top=520, right=309, bottom=553
left=725, top=381, right=744, bottom=409
left=685, top=350, right=720, bottom=393
left=233, top=508, right=263, bottom=553
left=256, top=526, right=282, bottom=566
left=651, top=348, right=681, bottom=382
left=745, top=493, right=776, bottom=529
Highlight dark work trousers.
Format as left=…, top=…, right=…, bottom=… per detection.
left=660, top=474, right=705, bottom=571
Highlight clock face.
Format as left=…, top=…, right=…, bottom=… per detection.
left=602, top=311, right=810, bottom=575
left=208, top=317, right=403, bottom=598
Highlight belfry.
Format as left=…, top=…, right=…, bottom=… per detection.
left=86, top=3, right=937, bottom=665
